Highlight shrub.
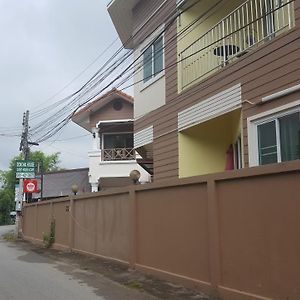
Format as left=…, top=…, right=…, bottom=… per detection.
left=43, top=218, right=55, bottom=248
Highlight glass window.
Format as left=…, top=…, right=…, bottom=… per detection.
left=143, top=35, right=164, bottom=83
left=104, top=134, right=133, bottom=149
left=279, top=112, right=300, bottom=161
left=143, top=47, right=153, bottom=83
left=256, top=111, right=300, bottom=165
left=153, top=36, right=163, bottom=75
left=258, top=120, right=278, bottom=165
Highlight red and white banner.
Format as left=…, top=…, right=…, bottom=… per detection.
left=24, top=179, right=38, bottom=193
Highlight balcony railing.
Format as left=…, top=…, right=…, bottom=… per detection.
left=102, top=148, right=136, bottom=161
left=179, top=0, right=294, bottom=90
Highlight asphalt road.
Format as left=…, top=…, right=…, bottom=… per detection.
left=0, top=225, right=156, bottom=300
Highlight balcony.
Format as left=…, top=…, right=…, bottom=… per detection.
left=102, top=148, right=136, bottom=161
left=179, top=0, right=295, bottom=91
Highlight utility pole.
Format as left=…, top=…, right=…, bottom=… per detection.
left=21, top=110, right=30, bottom=202
left=16, top=110, right=30, bottom=237
left=20, top=110, right=30, bottom=160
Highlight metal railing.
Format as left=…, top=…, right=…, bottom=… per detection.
left=102, top=148, right=136, bottom=161
left=179, top=0, right=294, bottom=90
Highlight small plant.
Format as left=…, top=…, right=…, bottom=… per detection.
left=43, top=218, right=55, bottom=248
left=2, top=232, right=17, bottom=241
left=125, top=281, right=144, bottom=291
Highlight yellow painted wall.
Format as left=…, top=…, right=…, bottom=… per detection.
left=177, top=0, right=244, bottom=92
left=179, top=109, right=241, bottom=178
left=178, top=0, right=244, bottom=55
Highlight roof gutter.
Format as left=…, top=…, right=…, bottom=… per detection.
left=96, top=119, right=134, bottom=128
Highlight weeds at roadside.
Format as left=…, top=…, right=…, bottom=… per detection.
left=2, top=232, right=17, bottom=242
left=124, top=280, right=144, bottom=291
left=42, top=218, right=55, bottom=248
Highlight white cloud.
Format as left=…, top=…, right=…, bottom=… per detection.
left=0, top=0, right=119, bottom=170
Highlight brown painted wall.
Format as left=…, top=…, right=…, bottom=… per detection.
left=73, top=193, right=131, bottom=262
left=217, top=172, right=300, bottom=299
left=53, top=200, right=70, bottom=246
left=23, top=203, right=37, bottom=239
left=132, top=0, right=175, bottom=48
left=36, top=203, right=52, bottom=240
left=22, top=161, right=300, bottom=299
left=90, top=99, right=133, bottom=128
left=135, top=0, right=300, bottom=180
left=136, top=183, right=210, bottom=282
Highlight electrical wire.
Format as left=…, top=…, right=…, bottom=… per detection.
left=1, top=0, right=217, bottom=139
left=49, top=134, right=90, bottom=142
left=30, top=37, right=120, bottom=116
left=29, top=0, right=209, bottom=143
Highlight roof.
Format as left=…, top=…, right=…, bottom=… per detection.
left=72, top=88, right=133, bottom=131
left=74, top=88, right=133, bottom=118
left=33, top=168, right=90, bottom=199
left=107, top=0, right=140, bottom=49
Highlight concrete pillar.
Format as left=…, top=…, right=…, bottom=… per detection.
left=91, top=127, right=100, bottom=151
left=91, top=182, right=98, bottom=192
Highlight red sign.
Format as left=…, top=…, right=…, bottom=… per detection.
left=24, top=179, right=38, bottom=193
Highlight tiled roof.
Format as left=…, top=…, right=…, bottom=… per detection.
left=73, top=88, right=133, bottom=118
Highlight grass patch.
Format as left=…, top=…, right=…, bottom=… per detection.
left=2, top=231, right=17, bottom=241
left=125, top=281, right=144, bottom=291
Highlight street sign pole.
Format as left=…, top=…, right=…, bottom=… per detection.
left=16, top=111, right=39, bottom=235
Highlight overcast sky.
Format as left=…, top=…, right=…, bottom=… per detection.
left=0, top=0, right=121, bottom=170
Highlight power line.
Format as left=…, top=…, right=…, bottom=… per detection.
left=49, top=134, right=90, bottom=142
left=4, top=1, right=200, bottom=137
left=29, top=0, right=203, bottom=143
left=45, top=144, right=88, bottom=159
left=30, top=37, right=120, bottom=114
left=29, top=48, right=132, bottom=136
left=0, top=133, right=21, bottom=137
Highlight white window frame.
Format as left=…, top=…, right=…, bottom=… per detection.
left=140, top=32, right=165, bottom=90
left=248, top=100, right=300, bottom=166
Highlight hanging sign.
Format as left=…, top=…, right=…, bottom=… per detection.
left=15, top=160, right=36, bottom=178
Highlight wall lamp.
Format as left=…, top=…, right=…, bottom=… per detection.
left=129, top=170, right=141, bottom=185
left=71, top=184, right=78, bottom=196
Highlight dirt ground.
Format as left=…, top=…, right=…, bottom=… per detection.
left=15, top=238, right=216, bottom=300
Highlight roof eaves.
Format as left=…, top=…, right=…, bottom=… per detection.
left=72, top=89, right=133, bottom=120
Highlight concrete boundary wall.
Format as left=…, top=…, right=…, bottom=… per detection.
left=22, top=161, right=300, bottom=300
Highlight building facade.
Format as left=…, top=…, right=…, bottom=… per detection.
left=72, top=89, right=151, bottom=191
left=108, top=0, right=300, bottom=181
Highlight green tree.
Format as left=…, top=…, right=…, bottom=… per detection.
left=0, top=151, right=61, bottom=225
left=0, top=189, right=14, bottom=225
left=28, top=151, right=61, bottom=173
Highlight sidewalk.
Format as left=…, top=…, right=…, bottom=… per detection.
left=14, top=238, right=214, bottom=300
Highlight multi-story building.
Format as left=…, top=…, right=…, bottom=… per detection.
left=72, top=88, right=151, bottom=191
left=108, top=0, right=300, bottom=181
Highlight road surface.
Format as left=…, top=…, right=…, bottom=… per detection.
left=0, top=225, right=156, bottom=300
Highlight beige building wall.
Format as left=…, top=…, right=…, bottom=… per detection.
left=133, top=27, right=166, bottom=119
left=90, top=100, right=133, bottom=127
